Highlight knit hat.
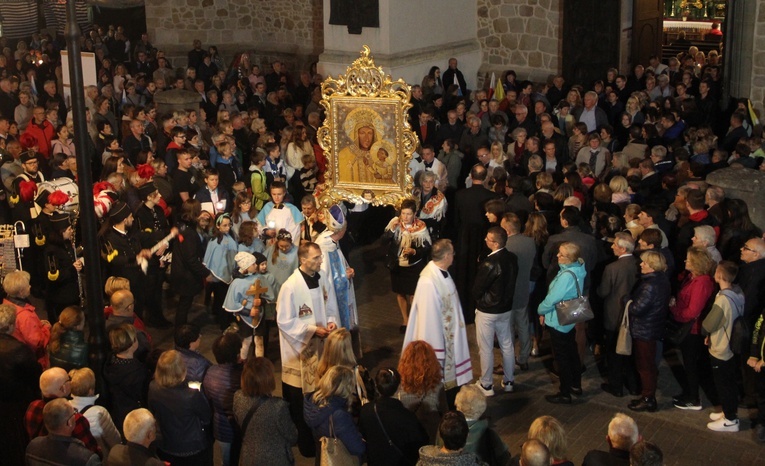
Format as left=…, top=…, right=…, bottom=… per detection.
left=235, top=252, right=256, bottom=273
left=138, top=181, right=158, bottom=201
left=253, top=252, right=267, bottom=266
left=50, top=211, right=71, bottom=232
left=109, top=201, right=131, bottom=224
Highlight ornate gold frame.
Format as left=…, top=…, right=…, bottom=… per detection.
left=316, top=46, right=417, bottom=208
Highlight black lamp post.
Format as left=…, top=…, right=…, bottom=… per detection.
left=64, top=0, right=106, bottom=377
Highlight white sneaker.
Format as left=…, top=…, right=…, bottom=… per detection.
left=475, top=380, right=495, bottom=397
left=707, top=417, right=739, bottom=432
left=501, top=379, right=514, bottom=393
left=709, top=411, right=725, bottom=421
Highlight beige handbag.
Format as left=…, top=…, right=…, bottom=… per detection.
left=320, top=415, right=359, bottom=466
left=616, top=300, right=632, bottom=356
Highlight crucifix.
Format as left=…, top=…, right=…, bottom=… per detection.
left=244, top=279, right=269, bottom=328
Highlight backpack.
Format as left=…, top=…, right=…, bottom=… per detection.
left=723, top=289, right=748, bottom=355
left=729, top=315, right=750, bottom=355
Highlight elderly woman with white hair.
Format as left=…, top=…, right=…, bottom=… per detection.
left=416, top=170, right=448, bottom=241
left=3, top=270, right=50, bottom=368
left=438, top=384, right=510, bottom=465
left=0, top=303, right=43, bottom=466
left=692, top=225, right=722, bottom=264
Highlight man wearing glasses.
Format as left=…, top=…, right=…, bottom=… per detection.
left=24, top=368, right=101, bottom=459
left=26, top=398, right=101, bottom=465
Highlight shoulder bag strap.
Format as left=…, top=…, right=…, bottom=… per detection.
left=78, top=405, right=94, bottom=415
left=562, top=269, right=582, bottom=297
left=373, top=402, right=413, bottom=465
left=240, top=397, right=264, bottom=438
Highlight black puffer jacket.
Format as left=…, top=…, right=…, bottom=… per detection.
left=472, top=249, right=518, bottom=314
left=629, top=272, right=671, bottom=341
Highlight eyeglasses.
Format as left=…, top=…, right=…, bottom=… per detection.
left=742, top=245, right=756, bottom=252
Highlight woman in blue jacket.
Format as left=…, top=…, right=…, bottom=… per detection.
left=304, top=366, right=366, bottom=462
left=538, top=242, right=586, bottom=404
left=628, top=250, right=671, bottom=413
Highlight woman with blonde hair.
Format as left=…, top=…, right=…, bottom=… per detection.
left=625, top=96, right=645, bottom=126
left=526, top=415, right=571, bottom=465
left=670, top=246, right=716, bottom=411
left=490, top=141, right=507, bottom=165
left=538, top=242, right=586, bottom=404
left=68, top=367, right=122, bottom=456
left=48, top=306, right=87, bottom=372
left=149, top=349, right=212, bottom=464
left=316, top=328, right=374, bottom=410
left=396, top=340, right=447, bottom=442
left=628, top=251, right=671, bottom=412
left=304, top=366, right=366, bottom=461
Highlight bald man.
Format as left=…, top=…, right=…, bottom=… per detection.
left=25, top=368, right=101, bottom=457
left=104, top=290, right=151, bottom=361
left=25, top=398, right=101, bottom=465
left=520, top=439, right=550, bottom=466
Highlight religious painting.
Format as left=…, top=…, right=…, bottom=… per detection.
left=317, top=46, right=417, bottom=208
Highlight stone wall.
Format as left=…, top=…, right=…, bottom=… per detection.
left=476, top=0, right=561, bottom=83
left=145, top=0, right=323, bottom=72
left=749, top=1, right=765, bottom=111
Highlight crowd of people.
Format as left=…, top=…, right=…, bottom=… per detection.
left=0, top=21, right=760, bottom=466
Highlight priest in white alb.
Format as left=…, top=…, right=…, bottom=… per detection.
left=403, top=238, right=473, bottom=405
left=276, top=241, right=339, bottom=457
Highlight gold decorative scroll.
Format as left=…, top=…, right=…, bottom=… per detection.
left=316, top=46, right=417, bottom=209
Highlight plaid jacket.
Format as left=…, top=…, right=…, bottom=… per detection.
left=24, top=397, right=102, bottom=458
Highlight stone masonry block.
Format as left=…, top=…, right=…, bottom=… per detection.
left=519, top=35, right=539, bottom=51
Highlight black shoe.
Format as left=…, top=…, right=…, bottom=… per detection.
left=601, top=383, right=624, bottom=397
left=545, top=393, right=572, bottom=404
left=399, top=325, right=407, bottom=334
left=515, top=360, right=529, bottom=371
left=570, top=387, right=583, bottom=396
left=628, top=397, right=657, bottom=412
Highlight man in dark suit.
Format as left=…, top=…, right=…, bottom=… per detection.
left=442, top=58, right=467, bottom=97
left=454, top=159, right=498, bottom=323
left=722, top=112, right=749, bottom=155
left=598, top=233, right=639, bottom=397
left=502, top=213, right=536, bottom=370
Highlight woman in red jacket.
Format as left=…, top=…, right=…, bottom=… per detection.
left=670, top=246, right=717, bottom=411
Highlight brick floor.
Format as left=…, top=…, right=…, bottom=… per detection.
left=146, top=239, right=765, bottom=466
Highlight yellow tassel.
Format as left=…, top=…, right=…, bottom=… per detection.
left=47, top=270, right=59, bottom=281
left=35, top=235, right=46, bottom=246
left=107, top=249, right=119, bottom=262
left=9, top=194, right=18, bottom=206
left=144, top=228, right=153, bottom=233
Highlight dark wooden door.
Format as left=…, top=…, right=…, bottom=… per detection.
left=562, top=1, right=620, bottom=88
left=632, top=0, right=663, bottom=68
